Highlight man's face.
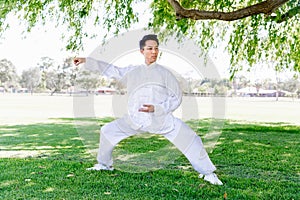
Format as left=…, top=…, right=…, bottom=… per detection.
left=140, top=40, right=159, bottom=65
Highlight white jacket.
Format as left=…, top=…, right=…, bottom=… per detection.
left=85, top=57, right=182, bottom=133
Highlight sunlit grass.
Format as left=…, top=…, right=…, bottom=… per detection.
left=0, top=118, right=299, bottom=199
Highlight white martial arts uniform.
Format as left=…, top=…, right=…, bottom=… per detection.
left=85, top=57, right=217, bottom=175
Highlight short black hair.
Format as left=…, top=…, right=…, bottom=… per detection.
left=139, top=34, right=159, bottom=50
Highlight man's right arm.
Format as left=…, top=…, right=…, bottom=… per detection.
left=73, top=57, right=135, bottom=80
left=73, top=57, right=86, bottom=66
left=74, top=57, right=109, bottom=74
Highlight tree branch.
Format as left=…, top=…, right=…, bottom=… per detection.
left=167, top=0, right=290, bottom=21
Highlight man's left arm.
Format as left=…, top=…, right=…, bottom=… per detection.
left=153, top=72, right=183, bottom=115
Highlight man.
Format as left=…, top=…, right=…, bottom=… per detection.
left=73, top=34, right=223, bottom=185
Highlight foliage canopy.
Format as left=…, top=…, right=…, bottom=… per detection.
left=0, top=0, right=299, bottom=77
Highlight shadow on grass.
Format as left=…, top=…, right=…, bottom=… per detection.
left=0, top=118, right=299, bottom=199
left=0, top=118, right=99, bottom=161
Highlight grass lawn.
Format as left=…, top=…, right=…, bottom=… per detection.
left=0, top=118, right=299, bottom=200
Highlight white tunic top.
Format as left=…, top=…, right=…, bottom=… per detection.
left=85, top=57, right=182, bottom=133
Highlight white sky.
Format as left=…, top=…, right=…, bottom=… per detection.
left=0, top=15, right=100, bottom=74
left=0, top=14, right=221, bottom=80
left=0, top=12, right=294, bottom=83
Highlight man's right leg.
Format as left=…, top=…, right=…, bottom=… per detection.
left=87, top=119, right=138, bottom=170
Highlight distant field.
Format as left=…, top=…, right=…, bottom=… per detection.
left=0, top=93, right=299, bottom=125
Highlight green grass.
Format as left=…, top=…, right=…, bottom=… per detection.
left=0, top=118, right=299, bottom=200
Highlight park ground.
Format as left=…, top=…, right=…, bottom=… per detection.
left=0, top=93, right=299, bottom=199
left=0, top=93, right=299, bottom=125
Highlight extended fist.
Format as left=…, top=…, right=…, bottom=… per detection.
left=73, top=57, right=86, bottom=66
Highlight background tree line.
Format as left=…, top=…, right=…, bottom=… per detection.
left=0, top=57, right=114, bottom=95
left=1, top=57, right=299, bottom=97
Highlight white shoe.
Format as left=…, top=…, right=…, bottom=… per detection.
left=199, top=173, right=223, bottom=185
left=86, top=164, right=114, bottom=171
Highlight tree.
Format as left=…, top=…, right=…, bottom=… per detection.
left=254, top=79, right=262, bottom=93
left=20, top=67, right=41, bottom=94
left=281, top=78, right=300, bottom=92
left=262, top=78, right=276, bottom=90
left=38, top=57, right=55, bottom=90
left=75, top=70, right=101, bottom=96
left=214, top=84, right=228, bottom=96
left=236, top=75, right=251, bottom=89
left=37, top=56, right=71, bottom=95
left=61, top=57, right=80, bottom=95
left=1, top=0, right=299, bottom=77
left=0, top=59, right=19, bottom=91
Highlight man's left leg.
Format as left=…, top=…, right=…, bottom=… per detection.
left=163, top=118, right=223, bottom=185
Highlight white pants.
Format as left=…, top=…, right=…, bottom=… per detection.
left=97, top=117, right=216, bottom=175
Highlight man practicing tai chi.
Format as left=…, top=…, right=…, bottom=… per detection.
left=73, top=34, right=223, bottom=185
